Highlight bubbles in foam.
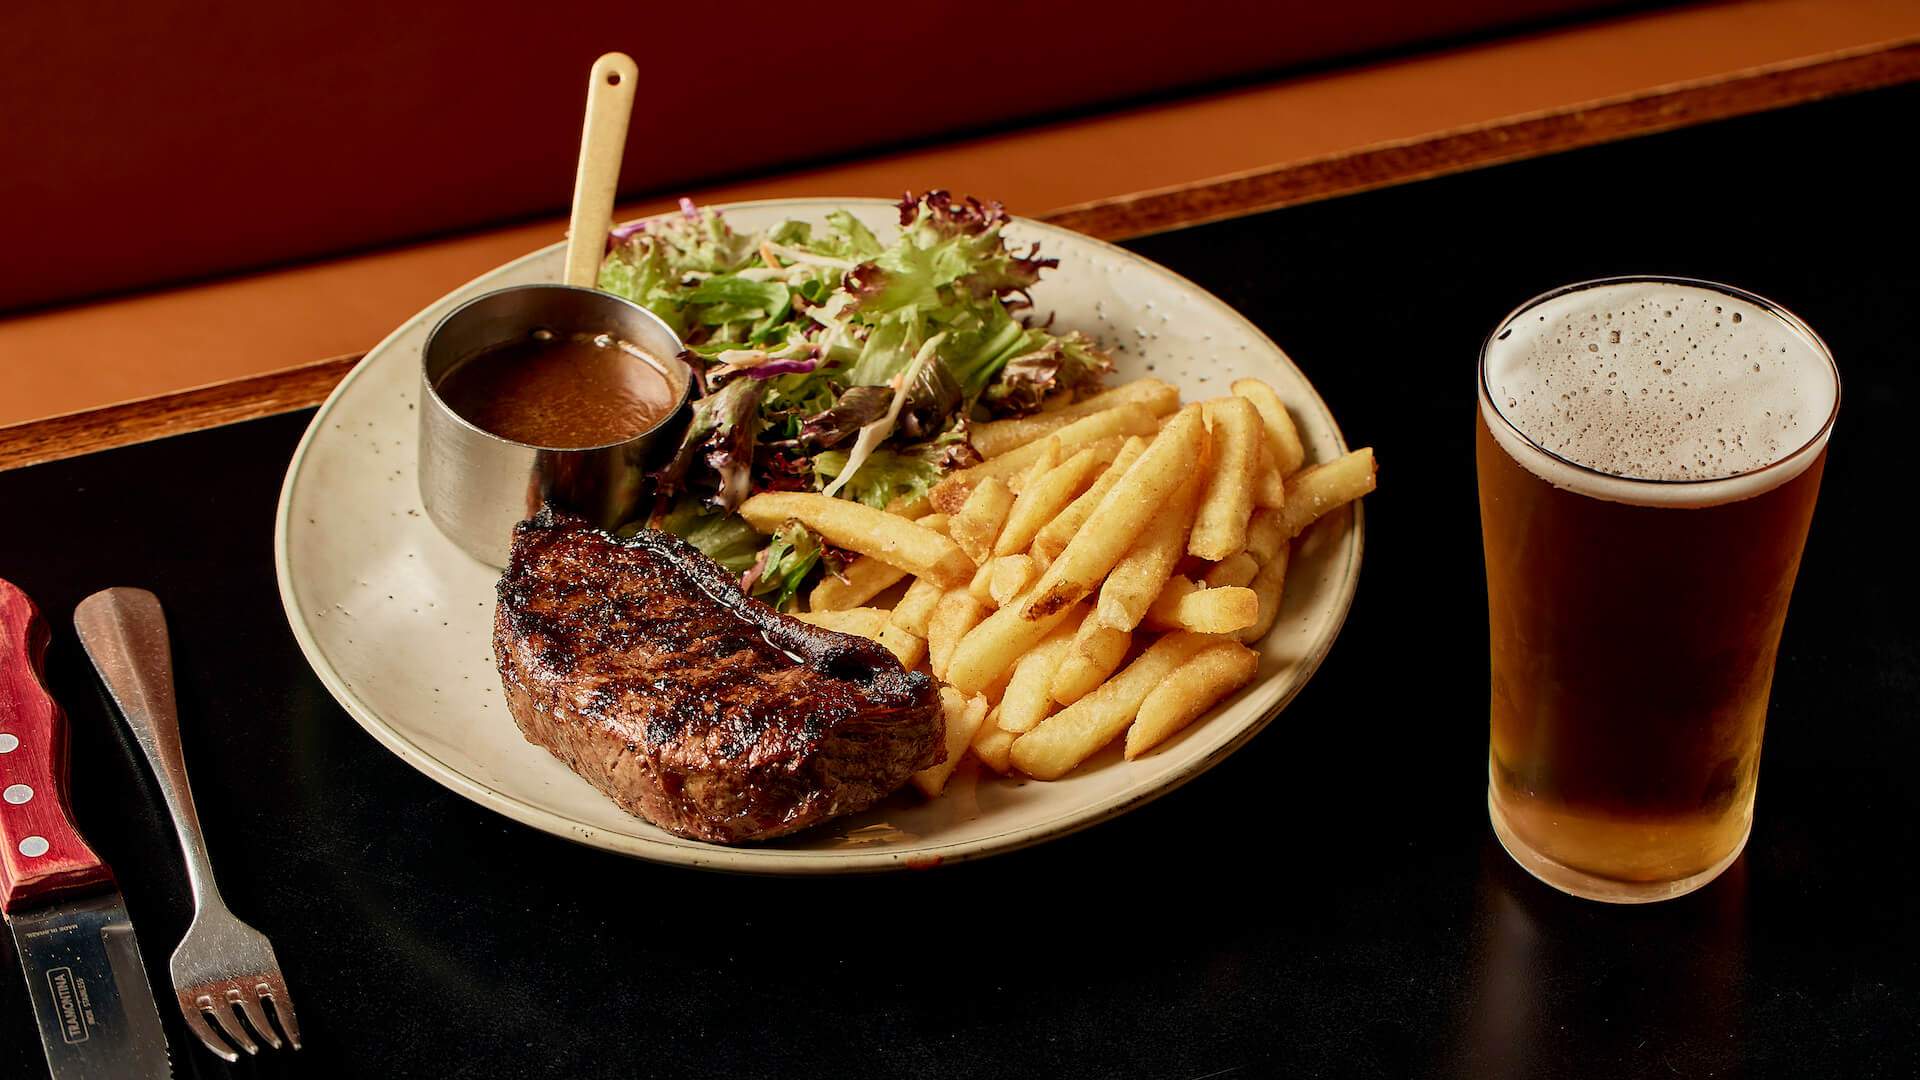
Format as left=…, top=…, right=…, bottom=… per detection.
left=1481, top=280, right=1836, bottom=506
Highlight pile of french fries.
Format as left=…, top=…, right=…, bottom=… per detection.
left=738, top=375, right=1376, bottom=797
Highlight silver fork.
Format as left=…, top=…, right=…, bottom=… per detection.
left=74, top=587, right=303, bottom=1062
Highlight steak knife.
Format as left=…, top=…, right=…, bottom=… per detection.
left=0, top=579, right=170, bottom=1079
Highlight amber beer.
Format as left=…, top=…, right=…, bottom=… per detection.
left=1476, top=277, right=1838, bottom=903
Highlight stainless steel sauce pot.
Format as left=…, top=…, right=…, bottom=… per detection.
left=417, top=284, right=692, bottom=567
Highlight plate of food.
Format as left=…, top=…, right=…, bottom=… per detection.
left=275, top=193, right=1374, bottom=872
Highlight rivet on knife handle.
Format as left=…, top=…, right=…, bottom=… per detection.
left=0, top=579, right=114, bottom=914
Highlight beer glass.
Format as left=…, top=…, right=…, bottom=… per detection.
left=1476, top=276, right=1838, bottom=903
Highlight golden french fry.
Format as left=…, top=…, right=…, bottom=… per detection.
left=967, top=558, right=996, bottom=607
left=928, top=590, right=989, bottom=681
left=1254, top=440, right=1285, bottom=510
left=940, top=593, right=1077, bottom=696
left=740, top=492, right=974, bottom=587
left=949, top=477, right=1014, bottom=566
left=914, top=689, right=987, bottom=797
left=1124, top=640, right=1260, bottom=758
left=1144, top=576, right=1258, bottom=634
left=971, top=709, right=1018, bottom=774
left=890, top=576, right=944, bottom=636
left=1244, top=508, right=1286, bottom=564
left=808, top=557, right=909, bottom=612
left=1232, top=377, right=1306, bottom=476
left=1202, top=553, right=1259, bottom=589
left=1094, top=460, right=1204, bottom=632
left=1010, top=631, right=1218, bottom=780
left=1238, top=542, right=1291, bottom=643
left=1050, top=621, right=1130, bottom=706
left=1032, top=436, right=1146, bottom=561
left=886, top=493, right=932, bottom=519
left=877, top=621, right=928, bottom=670
left=996, top=444, right=1112, bottom=557
left=1019, top=407, right=1209, bottom=622
left=970, top=379, right=1181, bottom=458
left=1274, top=448, right=1377, bottom=540
left=997, top=609, right=1083, bottom=733
left=791, top=607, right=890, bottom=639
left=930, top=403, right=1159, bottom=510
left=989, top=554, right=1038, bottom=607
left=1190, top=398, right=1260, bottom=560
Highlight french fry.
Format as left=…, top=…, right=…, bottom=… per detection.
left=1254, top=441, right=1286, bottom=509
left=1202, top=553, right=1259, bottom=589
left=740, top=492, right=974, bottom=587
left=1032, top=436, right=1146, bottom=561
left=1019, top=407, right=1208, bottom=621
left=970, top=379, right=1181, bottom=458
left=1010, top=631, right=1218, bottom=780
left=930, top=404, right=1159, bottom=511
left=942, top=410, right=1207, bottom=697
left=928, top=590, right=988, bottom=681
left=1050, top=621, right=1130, bottom=706
left=890, top=576, right=944, bottom=636
left=1238, top=542, right=1290, bottom=643
left=1072, top=378, right=1184, bottom=418
left=989, top=554, right=1038, bottom=607
left=971, top=709, right=1018, bottom=774
left=1244, top=508, right=1286, bottom=564
left=1232, top=377, right=1306, bottom=476
left=914, top=689, right=987, bottom=797
left=949, top=478, right=1014, bottom=566
left=1015, top=436, right=1063, bottom=493
left=791, top=607, right=890, bottom=639
left=1094, top=463, right=1204, bottom=631
left=1190, top=397, right=1260, bottom=560
left=1274, top=448, right=1377, bottom=540
left=995, top=444, right=1112, bottom=557
left=967, top=559, right=996, bottom=606
left=808, top=557, right=909, bottom=611
left=886, top=493, right=932, bottom=519
left=997, top=609, right=1083, bottom=733
left=1124, top=640, right=1260, bottom=758
left=1144, top=576, right=1258, bottom=634
left=877, top=622, right=928, bottom=670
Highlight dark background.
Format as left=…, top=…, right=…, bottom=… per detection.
left=3, top=83, right=1916, bottom=1078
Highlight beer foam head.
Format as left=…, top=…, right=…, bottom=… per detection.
left=1481, top=278, right=1837, bottom=507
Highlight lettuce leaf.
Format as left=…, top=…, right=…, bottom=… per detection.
left=745, top=521, right=821, bottom=611
left=647, top=499, right=764, bottom=575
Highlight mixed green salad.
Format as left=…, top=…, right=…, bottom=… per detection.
left=597, top=191, right=1114, bottom=609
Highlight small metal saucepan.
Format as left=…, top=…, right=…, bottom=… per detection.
left=416, top=283, right=692, bottom=567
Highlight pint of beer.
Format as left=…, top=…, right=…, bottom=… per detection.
left=1476, top=277, right=1838, bottom=903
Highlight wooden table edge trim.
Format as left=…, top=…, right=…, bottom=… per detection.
left=4, top=37, right=1915, bottom=474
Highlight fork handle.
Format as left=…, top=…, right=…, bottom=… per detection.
left=73, top=587, right=225, bottom=908
left=0, top=580, right=114, bottom=914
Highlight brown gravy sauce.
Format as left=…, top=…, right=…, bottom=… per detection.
left=434, top=330, right=680, bottom=448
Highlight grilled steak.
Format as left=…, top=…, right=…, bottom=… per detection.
left=493, top=510, right=943, bottom=844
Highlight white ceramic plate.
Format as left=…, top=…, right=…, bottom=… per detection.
left=275, top=198, right=1362, bottom=873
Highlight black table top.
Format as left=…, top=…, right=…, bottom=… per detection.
left=4, top=83, right=1917, bottom=1079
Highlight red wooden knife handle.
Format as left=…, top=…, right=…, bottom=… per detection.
left=0, top=579, right=112, bottom=913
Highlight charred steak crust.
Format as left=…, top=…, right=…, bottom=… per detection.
left=493, top=509, right=943, bottom=844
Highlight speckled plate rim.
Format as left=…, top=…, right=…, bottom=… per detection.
left=274, top=197, right=1362, bottom=874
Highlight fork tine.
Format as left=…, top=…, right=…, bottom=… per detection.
left=260, top=974, right=303, bottom=1050
left=203, top=991, right=259, bottom=1056
left=233, top=986, right=282, bottom=1050
left=179, top=995, right=239, bottom=1064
